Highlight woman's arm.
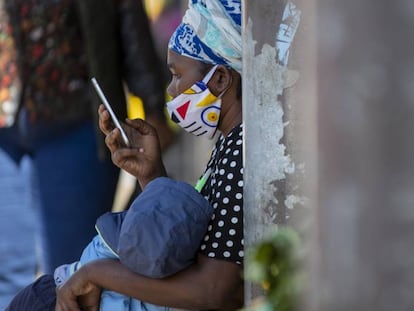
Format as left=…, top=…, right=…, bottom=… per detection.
left=56, top=254, right=243, bottom=311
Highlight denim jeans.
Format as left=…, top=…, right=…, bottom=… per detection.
left=0, top=153, right=38, bottom=310
left=0, top=114, right=119, bottom=309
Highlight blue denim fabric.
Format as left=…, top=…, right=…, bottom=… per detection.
left=0, top=115, right=119, bottom=309
left=0, top=152, right=38, bottom=310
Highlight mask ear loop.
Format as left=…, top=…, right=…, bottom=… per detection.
left=202, top=65, right=219, bottom=83
left=203, top=65, right=233, bottom=98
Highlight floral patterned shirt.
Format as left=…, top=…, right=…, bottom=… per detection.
left=0, top=0, right=90, bottom=127
left=0, top=0, right=20, bottom=126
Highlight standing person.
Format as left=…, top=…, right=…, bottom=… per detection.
left=6, top=0, right=244, bottom=310
left=0, top=0, right=171, bottom=308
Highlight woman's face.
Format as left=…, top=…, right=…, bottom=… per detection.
left=166, top=50, right=208, bottom=99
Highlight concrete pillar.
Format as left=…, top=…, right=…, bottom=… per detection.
left=306, top=1, right=414, bottom=310
left=242, top=0, right=308, bottom=306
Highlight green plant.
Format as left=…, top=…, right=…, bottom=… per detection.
left=244, top=226, right=303, bottom=311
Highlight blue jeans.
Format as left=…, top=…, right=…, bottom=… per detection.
left=0, top=115, right=119, bottom=309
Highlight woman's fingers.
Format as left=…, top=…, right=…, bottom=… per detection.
left=55, top=288, right=82, bottom=311
left=98, top=104, right=114, bottom=135
left=105, top=127, right=131, bottom=151
left=125, top=118, right=157, bottom=136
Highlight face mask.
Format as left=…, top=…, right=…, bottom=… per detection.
left=166, top=65, right=221, bottom=139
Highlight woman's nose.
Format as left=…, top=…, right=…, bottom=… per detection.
left=166, top=83, right=176, bottom=99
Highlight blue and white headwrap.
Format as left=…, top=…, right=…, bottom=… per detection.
left=168, top=0, right=242, bottom=74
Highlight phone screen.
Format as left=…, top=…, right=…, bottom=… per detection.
left=91, top=77, right=130, bottom=146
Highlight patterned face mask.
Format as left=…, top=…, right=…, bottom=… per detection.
left=166, top=65, right=221, bottom=139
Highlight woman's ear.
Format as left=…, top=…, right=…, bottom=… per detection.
left=209, top=65, right=233, bottom=96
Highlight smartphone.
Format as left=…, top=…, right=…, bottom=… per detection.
left=91, top=77, right=130, bottom=147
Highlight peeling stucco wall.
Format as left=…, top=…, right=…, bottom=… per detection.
left=243, top=2, right=303, bottom=245
left=244, top=18, right=290, bottom=232
left=242, top=1, right=309, bottom=305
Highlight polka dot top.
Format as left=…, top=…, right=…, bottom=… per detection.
left=199, top=123, right=244, bottom=265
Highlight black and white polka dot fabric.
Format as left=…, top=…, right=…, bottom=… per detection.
left=200, top=123, right=243, bottom=265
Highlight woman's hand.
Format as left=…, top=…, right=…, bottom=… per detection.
left=55, top=269, right=101, bottom=311
left=98, top=105, right=167, bottom=188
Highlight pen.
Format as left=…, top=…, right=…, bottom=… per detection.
left=194, top=168, right=212, bottom=192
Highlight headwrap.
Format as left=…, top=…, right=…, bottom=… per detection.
left=168, top=0, right=242, bottom=74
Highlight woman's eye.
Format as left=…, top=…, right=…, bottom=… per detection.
left=168, top=73, right=175, bottom=83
